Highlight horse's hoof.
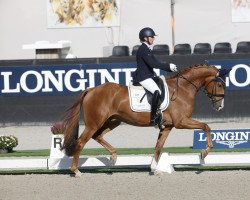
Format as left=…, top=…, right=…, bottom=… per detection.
left=150, top=158, right=157, bottom=172
left=74, top=169, right=83, bottom=178
left=154, top=170, right=165, bottom=176
left=110, top=155, right=117, bottom=166
left=201, top=149, right=207, bottom=160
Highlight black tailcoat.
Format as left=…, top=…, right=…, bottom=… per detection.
left=132, top=43, right=172, bottom=83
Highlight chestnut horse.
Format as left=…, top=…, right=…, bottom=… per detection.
left=62, top=64, right=229, bottom=177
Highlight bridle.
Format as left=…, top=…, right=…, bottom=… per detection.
left=171, top=72, right=225, bottom=104
left=203, top=77, right=225, bottom=104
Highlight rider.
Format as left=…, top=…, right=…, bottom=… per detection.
left=132, top=27, right=178, bottom=129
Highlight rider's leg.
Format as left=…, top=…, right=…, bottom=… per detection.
left=139, top=78, right=164, bottom=128
left=151, top=90, right=160, bottom=124
left=139, top=78, right=161, bottom=95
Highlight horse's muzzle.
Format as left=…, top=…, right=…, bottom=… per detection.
left=213, top=98, right=224, bottom=111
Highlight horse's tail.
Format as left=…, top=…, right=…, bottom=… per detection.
left=62, top=89, right=90, bottom=156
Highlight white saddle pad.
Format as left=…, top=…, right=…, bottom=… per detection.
left=128, top=76, right=169, bottom=112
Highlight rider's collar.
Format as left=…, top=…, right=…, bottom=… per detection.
left=143, top=42, right=153, bottom=50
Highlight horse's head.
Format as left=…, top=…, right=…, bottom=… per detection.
left=204, top=68, right=231, bottom=111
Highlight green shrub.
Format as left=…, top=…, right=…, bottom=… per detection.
left=51, top=122, right=65, bottom=135
left=0, top=135, right=18, bottom=150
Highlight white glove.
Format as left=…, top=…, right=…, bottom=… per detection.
left=170, top=63, right=178, bottom=72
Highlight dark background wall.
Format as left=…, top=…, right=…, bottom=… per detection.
left=0, top=53, right=250, bottom=125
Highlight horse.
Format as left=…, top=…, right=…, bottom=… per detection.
left=62, top=64, right=230, bottom=177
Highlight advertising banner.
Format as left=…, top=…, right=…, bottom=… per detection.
left=206, top=59, right=250, bottom=90
left=1, top=59, right=249, bottom=96
left=193, top=129, right=250, bottom=149
left=0, top=62, right=169, bottom=96
left=0, top=63, right=140, bottom=96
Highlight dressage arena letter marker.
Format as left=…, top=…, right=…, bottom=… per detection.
left=50, top=134, right=66, bottom=159
left=54, top=137, right=62, bottom=149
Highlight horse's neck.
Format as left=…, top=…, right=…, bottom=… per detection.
left=181, top=67, right=216, bottom=89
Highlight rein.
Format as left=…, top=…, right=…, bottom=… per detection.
left=171, top=73, right=198, bottom=101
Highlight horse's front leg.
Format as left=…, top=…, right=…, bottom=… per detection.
left=201, top=128, right=213, bottom=159
left=175, top=117, right=213, bottom=159
left=151, top=127, right=172, bottom=174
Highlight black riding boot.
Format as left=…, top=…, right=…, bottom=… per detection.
left=155, top=110, right=165, bottom=130
left=150, top=91, right=165, bottom=129
left=150, top=91, right=159, bottom=125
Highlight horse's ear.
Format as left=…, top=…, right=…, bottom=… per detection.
left=217, top=68, right=231, bottom=77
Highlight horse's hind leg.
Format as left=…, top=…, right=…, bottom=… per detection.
left=71, top=127, right=97, bottom=177
left=92, top=119, right=121, bottom=165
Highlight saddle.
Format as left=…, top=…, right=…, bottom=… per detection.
left=128, top=76, right=169, bottom=112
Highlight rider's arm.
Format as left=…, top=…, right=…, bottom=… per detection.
left=141, top=48, right=172, bottom=72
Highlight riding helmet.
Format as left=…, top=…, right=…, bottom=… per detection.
left=139, top=27, right=157, bottom=41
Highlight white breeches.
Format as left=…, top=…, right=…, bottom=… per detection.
left=139, top=78, right=161, bottom=95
